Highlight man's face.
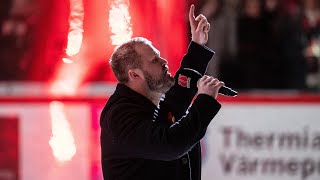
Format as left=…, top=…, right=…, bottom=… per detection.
left=136, top=43, right=175, bottom=93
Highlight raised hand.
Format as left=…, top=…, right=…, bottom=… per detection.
left=189, top=4, right=210, bottom=46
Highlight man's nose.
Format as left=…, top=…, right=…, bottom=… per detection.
left=160, top=58, right=168, bottom=65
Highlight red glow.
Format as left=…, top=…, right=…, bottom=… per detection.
left=130, top=0, right=187, bottom=75
left=47, top=0, right=188, bottom=92
left=51, top=0, right=85, bottom=96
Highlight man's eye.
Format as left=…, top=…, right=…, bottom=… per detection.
left=152, top=58, right=158, bottom=63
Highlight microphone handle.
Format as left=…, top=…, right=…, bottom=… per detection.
left=219, top=86, right=238, bottom=97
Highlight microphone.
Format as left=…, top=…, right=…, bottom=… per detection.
left=178, top=68, right=237, bottom=97
left=219, top=86, right=238, bottom=97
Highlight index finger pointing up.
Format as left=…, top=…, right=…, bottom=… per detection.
left=189, top=4, right=196, bottom=31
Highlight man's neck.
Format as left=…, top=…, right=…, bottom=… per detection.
left=125, top=82, right=162, bottom=106
left=146, top=91, right=162, bottom=106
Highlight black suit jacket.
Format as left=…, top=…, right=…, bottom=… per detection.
left=100, top=42, right=220, bottom=180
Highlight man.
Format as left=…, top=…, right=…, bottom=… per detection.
left=100, top=4, right=224, bottom=180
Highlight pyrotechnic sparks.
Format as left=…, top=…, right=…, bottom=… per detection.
left=65, top=0, right=84, bottom=60
left=109, top=0, right=133, bottom=46
left=62, top=58, right=73, bottom=64
left=49, top=101, right=77, bottom=162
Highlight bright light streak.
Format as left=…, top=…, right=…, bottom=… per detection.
left=109, top=0, right=133, bottom=46
left=49, top=101, right=77, bottom=162
left=53, top=0, right=84, bottom=96
left=62, top=58, right=74, bottom=64
left=50, top=80, right=77, bottom=96
left=65, top=0, right=84, bottom=57
left=50, top=59, right=85, bottom=96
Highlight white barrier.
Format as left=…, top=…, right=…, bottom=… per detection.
left=0, top=93, right=319, bottom=180
left=0, top=102, right=92, bottom=180
left=202, top=102, right=320, bottom=180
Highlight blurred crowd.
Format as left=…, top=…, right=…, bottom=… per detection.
left=195, top=0, right=320, bottom=91
left=1, top=0, right=320, bottom=92
left=0, top=0, right=39, bottom=81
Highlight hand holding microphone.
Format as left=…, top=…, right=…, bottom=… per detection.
left=178, top=68, right=237, bottom=97
left=197, top=75, right=237, bottom=98
left=197, top=76, right=224, bottom=99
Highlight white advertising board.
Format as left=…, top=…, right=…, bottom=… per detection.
left=202, top=104, right=320, bottom=180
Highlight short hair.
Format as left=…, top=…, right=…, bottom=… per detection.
left=109, top=37, right=152, bottom=83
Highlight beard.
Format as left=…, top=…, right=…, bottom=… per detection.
left=143, top=70, right=175, bottom=93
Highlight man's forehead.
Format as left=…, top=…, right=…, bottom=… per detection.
left=136, top=43, right=160, bottom=56
left=150, top=45, right=160, bottom=56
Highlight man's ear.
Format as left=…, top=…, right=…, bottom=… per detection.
left=128, top=69, right=142, bottom=80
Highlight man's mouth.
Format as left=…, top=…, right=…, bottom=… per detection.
left=163, top=65, right=172, bottom=76
left=164, top=69, right=171, bottom=75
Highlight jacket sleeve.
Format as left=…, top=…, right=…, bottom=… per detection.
left=161, top=41, right=215, bottom=119
left=105, top=94, right=221, bottom=161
